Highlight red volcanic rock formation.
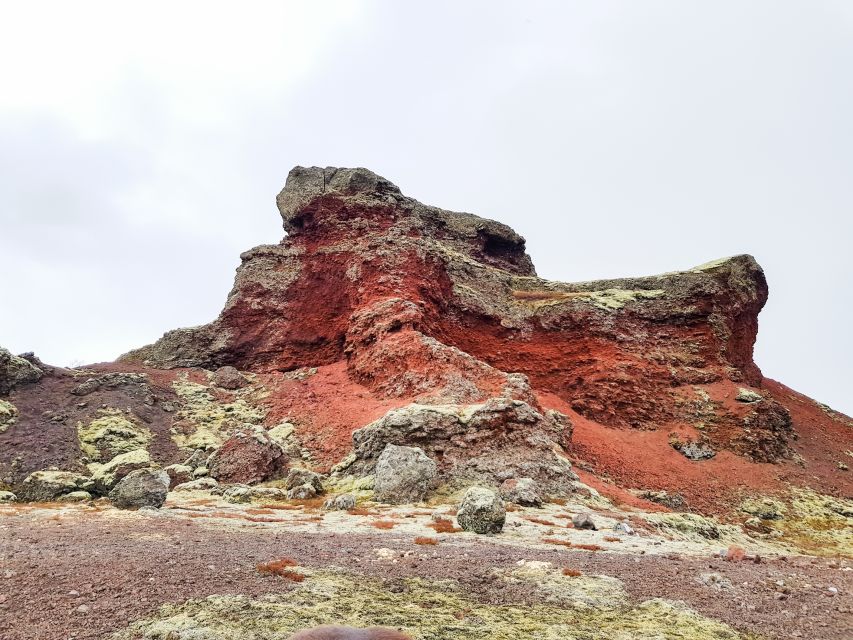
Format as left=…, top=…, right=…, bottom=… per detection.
left=123, top=166, right=790, bottom=463
left=4, top=166, right=851, bottom=510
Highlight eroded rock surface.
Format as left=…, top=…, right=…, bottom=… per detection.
left=2, top=166, right=851, bottom=515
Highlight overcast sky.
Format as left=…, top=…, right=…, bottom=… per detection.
left=1, top=1, right=850, bottom=414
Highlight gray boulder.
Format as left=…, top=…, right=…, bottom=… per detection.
left=0, top=490, right=17, bottom=503
left=20, top=470, right=94, bottom=502
left=373, top=444, right=437, bottom=504
left=499, top=477, right=542, bottom=506
left=285, top=467, right=324, bottom=493
left=108, top=468, right=169, bottom=509
left=90, top=449, right=151, bottom=493
left=457, top=487, right=505, bottom=534
left=287, top=484, right=318, bottom=500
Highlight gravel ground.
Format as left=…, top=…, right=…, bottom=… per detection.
left=0, top=505, right=850, bottom=640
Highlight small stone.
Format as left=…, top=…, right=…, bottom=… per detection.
left=323, top=494, right=356, bottom=510
left=614, top=521, right=635, bottom=535
left=75, top=604, right=90, bottom=614
left=0, top=490, right=17, bottom=503
left=572, top=513, right=597, bottom=530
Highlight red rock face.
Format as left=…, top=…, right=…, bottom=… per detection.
left=123, top=167, right=788, bottom=462
left=4, top=166, right=850, bottom=511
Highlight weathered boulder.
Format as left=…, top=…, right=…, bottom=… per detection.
left=212, top=366, right=248, bottom=390
left=287, top=484, right=318, bottom=500
left=208, top=429, right=285, bottom=485
left=350, top=399, right=576, bottom=495
left=0, top=347, right=42, bottom=394
left=0, top=490, right=18, bottom=502
left=457, top=487, right=505, bottom=534
left=323, top=493, right=356, bottom=510
left=108, top=468, right=170, bottom=509
left=19, top=470, right=94, bottom=502
left=283, top=465, right=324, bottom=499
left=373, top=444, right=437, bottom=504
left=90, top=449, right=152, bottom=493
left=670, top=437, right=716, bottom=461
left=163, top=464, right=194, bottom=489
left=285, top=468, right=324, bottom=493
left=173, top=477, right=219, bottom=492
left=736, top=388, right=763, bottom=403
left=499, top=477, right=542, bottom=507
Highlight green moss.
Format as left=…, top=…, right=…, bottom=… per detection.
left=77, top=409, right=151, bottom=462
left=739, top=497, right=786, bottom=521
left=772, top=489, right=853, bottom=557
left=498, top=560, right=628, bottom=609
left=171, top=374, right=266, bottom=449
left=645, top=513, right=744, bottom=543
left=88, top=448, right=151, bottom=488
left=0, top=399, right=17, bottom=433
left=113, top=569, right=750, bottom=640
left=581, top=288, right=665, bottom=311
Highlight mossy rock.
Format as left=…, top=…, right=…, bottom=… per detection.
left=77, top=409, right=152, bottom=462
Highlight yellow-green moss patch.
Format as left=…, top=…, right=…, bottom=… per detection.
left=772, top=489, right=852, bottom=557
left=498, top=560, right=628, bottom=609
left=77, top=409, right=151, bottom=462
left=113, top=569, right=750, bottom=640
left=171, top=375, right=266, bottom=450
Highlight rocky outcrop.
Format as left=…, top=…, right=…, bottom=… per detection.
left=0, top=347, right=43, bottom=395
left=122, top=166, right=783, bottom=462
left=348, top=397, right=576, bottom=495
left=6, top=166, right=848, bottom=516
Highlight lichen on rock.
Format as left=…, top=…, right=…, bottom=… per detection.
left=0, top=399, right=17, bottom=433
left=170, top=374, right=266, bottom=450
left=77, top=408, right=152, bottom=462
